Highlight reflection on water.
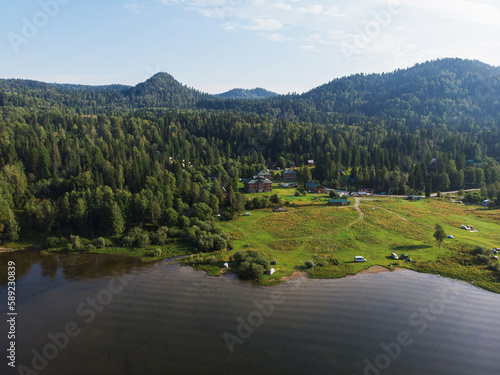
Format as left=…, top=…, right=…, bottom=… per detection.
left=1, top=250, right=499, bottom=375
left=0, top=250, right=148, bottom=285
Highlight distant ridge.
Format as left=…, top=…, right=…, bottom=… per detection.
left=1, top=58, right=499, bottom=122
left=216, top=87, right=279, bottom=100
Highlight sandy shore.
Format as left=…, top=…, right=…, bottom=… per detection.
left=282, top=271, right=308, bottom=281
left=358, top=265, right=408, bottom=274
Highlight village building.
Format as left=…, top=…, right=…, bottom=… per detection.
left=244, top=175, right=273, bottom=193
left=307, top=160, right=315, bottom=167
left=255, top=170, right=273, bottom=181
left=328, top=199, right=351, bottom=206
left=305, top=182, right=325, bottom=194
left=282, top=169, right=297, bottom=181
left=266, top=161, right=279, bottom=170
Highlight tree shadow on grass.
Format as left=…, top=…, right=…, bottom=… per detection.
left=393, top=244, right=432, bottom=251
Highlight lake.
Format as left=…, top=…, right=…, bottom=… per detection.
left=1, top=250, right=499, bottom=375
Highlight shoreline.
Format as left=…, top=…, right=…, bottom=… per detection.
left=0, top=246, right=45, bottom=253
left=357, top=265, right=409, bottom=275
left=2, top=247, right=499, bottom=294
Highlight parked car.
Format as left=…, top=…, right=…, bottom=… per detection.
left=448, top=235, right=454, bottom=239
left=391, top=253, right=399, bottom=260
left=400, top=254, right=409, bottom=260
left=354, top=256, right=366, bottom=262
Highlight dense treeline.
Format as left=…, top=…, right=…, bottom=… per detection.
left=1, top=58, right=500, bottom=246
left=1, top=105, right=499, bottom=244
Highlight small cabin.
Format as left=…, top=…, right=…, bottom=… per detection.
left=328, top=199, right=350, bottom=206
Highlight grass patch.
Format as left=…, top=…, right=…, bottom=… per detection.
left=219, top=198, right=500, bottom=290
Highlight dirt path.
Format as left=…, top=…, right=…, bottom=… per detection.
left=346, top=197, right=365, bottom=228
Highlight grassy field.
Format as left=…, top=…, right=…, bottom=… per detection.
left=217, top=197, right=500, bottom=291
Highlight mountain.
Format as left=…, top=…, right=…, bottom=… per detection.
left=124, top=72, right=208, bottom=108
left=215, top=87, right=279, bottom=99
left=300, top=58, right=500, bottom=121
left=1, top=58, right=499, bottom=123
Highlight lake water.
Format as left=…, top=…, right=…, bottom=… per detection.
left=1, top=250, right=499, bottom=375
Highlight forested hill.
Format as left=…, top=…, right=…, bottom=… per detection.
left=1, top=58, right=499, bottom=124
left=215, top=88, right=279, bottom=99
left=124, top=72, right=208, bottom=108
left=300, top=58, right=500, bottom=121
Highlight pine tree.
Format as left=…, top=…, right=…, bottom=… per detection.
left=433, top=224, right=446, bottom=248
left=110, top=201, right=125, bottom=235
left=5, top=209, right=19, bottom=242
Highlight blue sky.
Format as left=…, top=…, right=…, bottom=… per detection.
left=1, top=0, right=500, bottom=94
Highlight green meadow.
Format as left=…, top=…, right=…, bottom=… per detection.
left=216, top=195, right=500, bottom=291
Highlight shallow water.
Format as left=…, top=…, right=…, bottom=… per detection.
left=1, top=250, right=499, bottom=375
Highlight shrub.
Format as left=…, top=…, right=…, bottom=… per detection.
left=477, top=254, right=490, bottom=264
left=136, top=233, right=150, bottom=248
left=304, top=260, right=315, bottom=269
left=153, top=248, right=162, bottom=257
left=152, top=227, right=168, bottom=245
left=232, top=250, right=270, bottom=279
left=122, top=236, right=134, bottom=247
left=86, top=244, right=96, bottom=251
left=212, top=235, right=227, bottom=251
left=329, top=191, right=340, bottom=199
left=69, top=235, right=83, bottom=251
left=94, top=237, right=107, bottom=249
left=46, top=237, right=60, bottom=248
left=472, top=246, right=489, bottom=255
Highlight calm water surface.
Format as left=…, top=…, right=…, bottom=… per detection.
left=1, top=250, right=499, bottom=375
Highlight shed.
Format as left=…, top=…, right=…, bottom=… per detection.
left=267, top=268, right=276, bottom=275
left=328, top=199, right=351, bottom=206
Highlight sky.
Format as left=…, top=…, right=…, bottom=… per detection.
left=1, top=0, right=500, bottom=94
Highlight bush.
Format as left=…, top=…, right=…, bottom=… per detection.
left=304, top=260, right=315, bottom=269
left=212, top=235, right=227, bottom=251
left=153, top=248, right=162, bottom=257
left=46, top=237, right=61, bottom=248
left=329, top=191, right=340, bottom=199
left=69, top=235, right=83, bottom=251
left=136, top=234, right=150, bottom=248
left=472, top=246, right=489, bottom=255
left=477, top=254, right=490, bottom=264
left=122, top=236, right=134, bottom=247
left=94, top=237, right=107, bottom=249
left=232, top=250, right=270, bottom=279
left=152, top=227, right=168, bottom=245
